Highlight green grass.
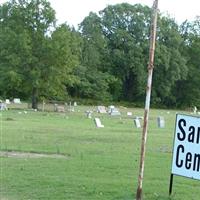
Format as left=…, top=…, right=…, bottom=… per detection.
left=0, top=106, right=200, bottom=200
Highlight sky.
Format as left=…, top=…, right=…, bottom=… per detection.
left=1, top=0, right=200, bottom=28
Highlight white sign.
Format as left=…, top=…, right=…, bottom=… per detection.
left=172, top=114, right=200, bottom=180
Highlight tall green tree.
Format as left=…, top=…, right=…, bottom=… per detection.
left=99, top=3, right=188, bottom=105
left=0, top=0, right=80, bottom=108
left=152, top=16, right=188, bottom=106
left=100, top=3, right=151, bottom=102
left=176, top=17, right=200, bottom=107
left=45, top=24, right=81, bottom=100
left=76, top=12, right=120, bottom=101
left=0, top=0, right=55, bottom=108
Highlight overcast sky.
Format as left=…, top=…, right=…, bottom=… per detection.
left=49, top=0, right=200, bottom=27
left=1, top=0, right=200, bottom=28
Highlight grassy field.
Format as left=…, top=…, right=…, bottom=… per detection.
left=0, top=105, right=200, bottom=200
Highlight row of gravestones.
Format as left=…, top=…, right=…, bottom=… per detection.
left=134, top=116, right=165, bottom=128
left=85, top=105, right=121, bottom=118
left=0, top=98, right=21, bottom=104
left=52, top=102, right=77, bottom=112
left=0, top=98, right=22, bottom=111
left=97, top=105, right=121, bottom=116
left=94, top=116, right=165, bottom=128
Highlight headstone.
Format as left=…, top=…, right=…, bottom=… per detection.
left=68, top=102, right=74, bottom=112
left=87, top=112, right=92, bottom=119
left=108, top=105, right=120, bottom=116
left=74, top=102, right=77, bottom=106
left=110, top=108, right=121, bottom=116
left=0, top=103, right=7, bottom=111
left=134, top=118, right=141, bottom=128
left=13, top=98, right=21, bottom=104
left=57, top=106, right=65, bottom=112
left=193, top=106, right=197, bottom=114
left=127, top=112, right=132, bottom=116
left=42, top=100, right=45, bottom=112
left=5, top=99, right=10, bottom=104
left=54, top=104, right=58, bottom=112
left=157, top=116, right=165, bottom=128
left=86, top=111, right=92, bottom=118
left=108, top=105, right=115, bottom=114
left=54, top=104, right=65, bottom=112
left=94, top=117, right=104, bottom=128
left=97, top=106, right=107, bottom=113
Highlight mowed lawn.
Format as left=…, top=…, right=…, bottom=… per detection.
left=0, top=106, right=200, bottom=200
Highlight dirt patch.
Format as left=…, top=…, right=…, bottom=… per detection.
left=0, top=151, right=69, bottom=159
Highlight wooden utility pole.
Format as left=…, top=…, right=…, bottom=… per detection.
left=136, top=0, right=159, bottom=200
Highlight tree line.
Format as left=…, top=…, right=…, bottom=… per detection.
left=0, top=0, right=200, bottom=109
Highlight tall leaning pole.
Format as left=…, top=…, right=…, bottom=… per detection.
left=136, top=0, right=159, bottom=200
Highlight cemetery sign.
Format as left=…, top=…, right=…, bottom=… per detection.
left=169, top=114, right=200, bottom=194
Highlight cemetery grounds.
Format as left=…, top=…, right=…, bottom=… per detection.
left=0, top=104, right=200, bottom=200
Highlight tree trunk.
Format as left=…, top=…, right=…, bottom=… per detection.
left=32, top=87, right=38, bottom=109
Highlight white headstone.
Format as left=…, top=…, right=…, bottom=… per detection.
left=157, top=116, right=165, bottom=128
left=127, top=112, right=132, bottom=116
left=88, top=112, right=92, bottom=118
left=108, top=105, right=115, bottom=114
left=108, top=106, right=120, bottom=116
left=68, top=102, right=74, bottom=112
left=0, top=103, right=7, bottom=111
left=13, top=98, right=21, bottom=104
left=5, top=99, right=10, bottom=104
left=97, top=106, right=107, bottom=113
left=94, top=118, right=104, bottom=128
left=86, top=111, right=92, bottom=118
left=193, top=106, right=197, bottom=114
left=74, top=102, right=77, bottom=106
left=134, top=118, right=141, bottom=128
left=110, top=108, right=121, bottom=116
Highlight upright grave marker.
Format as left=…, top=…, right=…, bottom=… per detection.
left=94, top=118, right=104, bottom=128
left=134, top=117, right=141, bottom=128
left=97, top=106, right=107, bottom=114
left=5, top=99, right=10, bottom=104
left=157, top=116, right=165, bottom=128
left=169, top=114, right=200, bottom=195
left=13, top=98, right=21, bottom=104
left=127, top=112, right=132, bottom=116
left=86, top=111, right=92, bottom=119
left=110, top=108, right=121, bottom=116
